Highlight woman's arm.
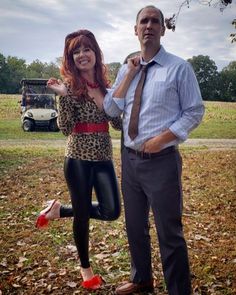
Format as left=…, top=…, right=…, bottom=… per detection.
left=57, top=95, right=76, bottom=136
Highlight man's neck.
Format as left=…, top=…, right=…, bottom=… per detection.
left=141, top=44, right=161, bottom=62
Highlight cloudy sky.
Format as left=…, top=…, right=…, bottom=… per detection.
left=0, top=0, right=235, bottom=70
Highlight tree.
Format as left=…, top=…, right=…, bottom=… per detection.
left=6, top=56, right=27, bottom=93
left=26, top=59, right=46, bottom=79
left=43, top=62, right=60, bottom=79
left=55, top=57, right=62, bottom=68
left=188, top=55, right=219, bottom=100
left=230, top=18, right=236, bottom=43
left=222, top=61, right=236, bottom=71
left=0, top=53, right=61, bottom=94
left=26, top=59, right=60, bottom=79
left=0, top=53, right=10, bottom=93
left=106, top=62, right=121, bottom=84
left=218, top=61, right=236, bottom=101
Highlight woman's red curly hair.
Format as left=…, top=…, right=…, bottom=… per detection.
left=60, top=29, right=109, bottom=97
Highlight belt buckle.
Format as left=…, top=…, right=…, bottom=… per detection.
left=145, top=152, right=152, bottom=159
left=140, top=150, right=151, bottom=159
left=137, top=150, right=141, bottom=157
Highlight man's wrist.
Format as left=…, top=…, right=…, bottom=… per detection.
left=124, top=70, right=137, bottom=82
left=157, top=129, right=177, bottom=146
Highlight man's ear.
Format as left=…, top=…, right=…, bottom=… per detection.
left=134, top=25, right=138, bottom=36
left=161, top=26, right=166, bottom=37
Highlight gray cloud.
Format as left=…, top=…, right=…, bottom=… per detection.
left=0, top=0, right=235, bottom=70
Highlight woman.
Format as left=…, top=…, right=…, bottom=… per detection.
left=36, top=29, right=121, bottom=290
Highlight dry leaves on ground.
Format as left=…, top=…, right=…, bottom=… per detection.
left=0, top=149, right=235, bottom=294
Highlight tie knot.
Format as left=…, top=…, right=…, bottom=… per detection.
left=142, top=60, right=156, bottom=72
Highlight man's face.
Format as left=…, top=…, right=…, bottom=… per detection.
left=134, top=7, right=165, bottom=47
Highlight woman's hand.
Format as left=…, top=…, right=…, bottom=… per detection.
left=47, top=78, right=68, bottom=96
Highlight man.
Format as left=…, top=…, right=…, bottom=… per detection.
left=103, top=5, right=204, bottom=295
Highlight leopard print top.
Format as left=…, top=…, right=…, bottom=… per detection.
left=58, top=92, right=122, bottom=161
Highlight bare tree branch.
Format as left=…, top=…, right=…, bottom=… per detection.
left=165, top=0, right=233, bottom=32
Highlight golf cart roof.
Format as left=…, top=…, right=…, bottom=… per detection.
left=20, top=78, right=49, bottom=86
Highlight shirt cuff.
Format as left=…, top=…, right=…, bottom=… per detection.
left=169, top=125, right=187, bottom=142
left=103, top=91, right=123, bottom=117
left=113, top=97, right=125, bottom=110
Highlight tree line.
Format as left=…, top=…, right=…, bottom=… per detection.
left=0, top=52, right=235, bottom=102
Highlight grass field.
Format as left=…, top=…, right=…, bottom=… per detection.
left=0, top=94, right=236, bottom=139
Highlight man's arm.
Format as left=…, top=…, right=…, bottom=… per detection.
left=113, top=57, right=140, bottom=98
left=168, top=62, right=205, bottom=141
left=103, top=58, right=140, bottom=117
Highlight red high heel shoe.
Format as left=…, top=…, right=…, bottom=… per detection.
left=81, top=275, right=102, bottom=290
left=35, top=200, right=57, bottom=229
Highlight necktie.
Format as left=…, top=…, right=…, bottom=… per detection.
left=128, top=60, right=156, bottom=140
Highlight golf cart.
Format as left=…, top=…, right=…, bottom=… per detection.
left=20, top=78, right=59, bottom=132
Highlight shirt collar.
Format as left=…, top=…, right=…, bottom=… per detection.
left=140, top=45, right=166, bottom=67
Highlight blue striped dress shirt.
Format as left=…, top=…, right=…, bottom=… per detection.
left=103, top=46, right=205, bottom=150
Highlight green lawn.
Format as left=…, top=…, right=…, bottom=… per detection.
left=190, top=101, right=236, bottom=138
left=0, top=95, right=235, bottom=139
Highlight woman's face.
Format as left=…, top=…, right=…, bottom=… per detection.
left=72, top=45, right=96, bottom=73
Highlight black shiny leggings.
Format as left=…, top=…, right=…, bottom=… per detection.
left=63, top=157, right=121, bottom=268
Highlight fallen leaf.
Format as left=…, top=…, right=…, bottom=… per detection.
left=67, top=281, right=77, bottom=288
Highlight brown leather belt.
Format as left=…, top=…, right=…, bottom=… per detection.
left=125, top=146, right=176, bottom=159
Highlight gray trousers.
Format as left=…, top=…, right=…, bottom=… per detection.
left=121, top=146, right=191, bottom=295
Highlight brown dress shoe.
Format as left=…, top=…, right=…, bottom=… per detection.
left=115, top=280, right=154, bottom=294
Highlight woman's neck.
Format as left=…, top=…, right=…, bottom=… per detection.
left=81, top=70, right=95, bottom=83
left=81, top=72, right=99, bottom=89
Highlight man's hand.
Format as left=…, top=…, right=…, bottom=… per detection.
left=142, top=136, right=163, bottom=153
left=126, top=56, right=141, bottom=78
left=141, top=129, right=178, bottom=153
left=47, top=78, right=67, bottom=96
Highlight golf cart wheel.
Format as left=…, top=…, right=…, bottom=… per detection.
left=49, top=119, right=59, bottom=132
left=23, top=119, right=35, bottom=132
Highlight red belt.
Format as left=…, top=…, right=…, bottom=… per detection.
left=73, top=122, right=109, bottom=133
